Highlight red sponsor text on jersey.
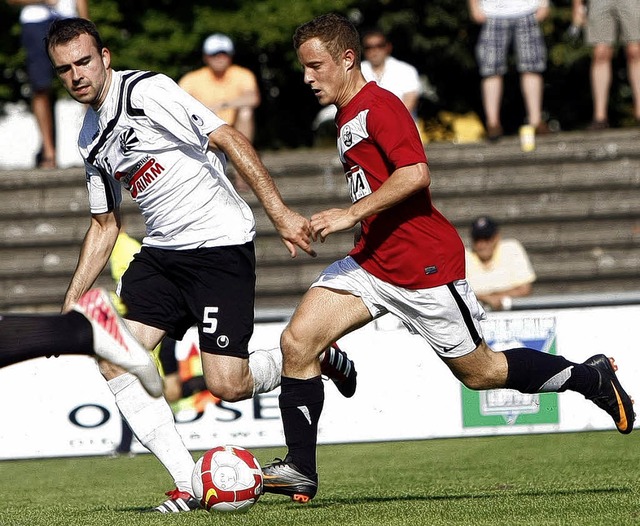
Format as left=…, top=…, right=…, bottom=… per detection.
left=115, top=158, right=165, bottom=198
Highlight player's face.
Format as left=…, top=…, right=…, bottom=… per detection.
left=297, top=37, right=349, bottom=107
left=49, top=33, right=111, bottom=108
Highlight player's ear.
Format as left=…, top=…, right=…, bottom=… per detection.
left=101, top=47, right=111, bottom=69
left=343, top=48, right=356, bottom=71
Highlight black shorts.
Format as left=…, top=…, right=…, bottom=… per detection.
left=120, top=243, right=256, bottom=358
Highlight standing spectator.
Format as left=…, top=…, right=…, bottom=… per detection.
left=7, top=0, right=89, bottom=169
left=260, top=13, right=634, bottom=503
left=360, top=28, right=422, bottom=117
left=465, top=216, right=536, bottom=311
left=572, top=0, right=640, bottom=129
left=468, top=0, right=549, bottom=141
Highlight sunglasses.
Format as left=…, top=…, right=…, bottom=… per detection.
left=363, top=42, right=387, bottom=51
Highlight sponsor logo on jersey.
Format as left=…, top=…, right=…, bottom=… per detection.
left=115, top=155, right=165, bottom=198
left=345, top=164, right=372, bottom=202
left=338, top=109, right=369, bottom=161
left=119, top=128, right=139, bottom=155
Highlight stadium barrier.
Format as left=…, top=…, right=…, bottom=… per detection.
left=1, top=298, right=638, bottom=459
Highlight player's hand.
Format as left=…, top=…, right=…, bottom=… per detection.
left=274, top=208, right=316, bottom=258
left=310, top=208, right=358, bottom=243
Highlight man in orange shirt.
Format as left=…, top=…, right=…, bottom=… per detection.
left=179, top=33, right=260, bottom=144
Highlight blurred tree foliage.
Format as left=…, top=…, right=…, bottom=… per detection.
left=0, top=0, right=636, bottom=149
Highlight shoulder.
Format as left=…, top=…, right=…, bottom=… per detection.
left=179, top=67, right=209, bottom=85
left=387, top=56, right=419, bottom=76
left=501, top=238, right=529, bottom=255
left=228, top=64, right=257, bottom=81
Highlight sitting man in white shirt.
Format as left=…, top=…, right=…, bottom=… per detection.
left=465, top=216, right=536, bottom=310
left=360, top=28, right=422, bottom=118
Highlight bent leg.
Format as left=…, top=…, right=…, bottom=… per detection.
left=277, top=287, right=371, bottom=478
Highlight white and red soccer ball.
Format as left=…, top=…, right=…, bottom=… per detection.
left=192, top=445, right=263, bottom=512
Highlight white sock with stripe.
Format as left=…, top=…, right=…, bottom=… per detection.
left=107, top=373, right=194, bottom=494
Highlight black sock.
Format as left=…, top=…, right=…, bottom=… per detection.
left=504, top=347, right=600, bottom=397
left=0, top=311, right=94, bottom=368
left=279, top=375, right=324, bottom=477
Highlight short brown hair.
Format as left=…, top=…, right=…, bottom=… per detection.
left=293, top=13, right=361, bottom=67
left=45, top=17, right=104, bottom=57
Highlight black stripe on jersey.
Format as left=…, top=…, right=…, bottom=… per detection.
left=86, top=71, right=157, bottom=164
left=446, top=282, right=482, bottom=347
left=125, top=71, right=158, bottom=117
left=98, top=165, right=117, bottom=211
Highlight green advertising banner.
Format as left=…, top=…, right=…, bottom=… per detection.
left=462, top=314, right=559, bottom=427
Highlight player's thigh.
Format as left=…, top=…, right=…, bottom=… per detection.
left=124, top=318, right=166, bottom=351
left=283, top=286, right=371, bottom=359
left=182, top=244, right=256, bottom=358
left=120, top=247, right=194, bottom=339
left=387, top=280, right=484, bottom=358
left=443, top=339, right=508, bottom=390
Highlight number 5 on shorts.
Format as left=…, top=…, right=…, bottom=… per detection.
left=203, top=306, right=219, bottom=334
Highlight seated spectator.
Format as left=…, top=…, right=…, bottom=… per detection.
left=179, top=33, right=260, bottom=144
left=360, top=28, right=422, bottom=117
left=465, top=216, right=536, bottom=310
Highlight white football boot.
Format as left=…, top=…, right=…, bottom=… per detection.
left=74, top=288, right=163, bottom=397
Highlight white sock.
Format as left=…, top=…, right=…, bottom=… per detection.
left=249, top=347, right=282, bottom=395
left=107, top=373, right=195, bottom=494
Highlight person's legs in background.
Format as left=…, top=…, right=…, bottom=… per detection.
left=22, top=19, right=57, bottom=169
left=589, top=42, right=614, bottom=127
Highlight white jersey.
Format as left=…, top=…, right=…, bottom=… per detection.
left=78, top=70, right=256, bottom=250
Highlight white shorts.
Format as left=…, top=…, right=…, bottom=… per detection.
left=310, top=256, right=486, bottom=358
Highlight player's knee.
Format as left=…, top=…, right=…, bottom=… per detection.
left=205, top=376, right=250, bottom=403
left=280, top=327, right=322, bottom=367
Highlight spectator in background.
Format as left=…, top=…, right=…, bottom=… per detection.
left=360, top=28, right=422, bottom=118
left=465, top=216, right=536, bottom=311
left=468, top=0, right=549, bottom=141
left=179, top=33, right=260, bottom=192
left=7, top=0, right=89, bottom=169
left=572, top=0, right=640, bottom=130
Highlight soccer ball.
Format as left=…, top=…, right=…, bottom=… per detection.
left=192, top=445, right=263, bottom=512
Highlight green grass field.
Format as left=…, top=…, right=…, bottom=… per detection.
left=1, top=431, right=638, bottom=526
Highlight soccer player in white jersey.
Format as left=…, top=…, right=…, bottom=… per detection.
left=36, top=17, right=356, bottom=513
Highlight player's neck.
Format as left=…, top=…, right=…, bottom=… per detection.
left=335, top=72, right=368, bottom=110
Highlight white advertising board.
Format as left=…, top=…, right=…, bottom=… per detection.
left=0, top=305, right=638, bottom=459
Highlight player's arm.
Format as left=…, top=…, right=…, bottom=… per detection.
left=208, top=124, right=316, bottom=258
left=311, top=162, right=430, bottom=242
left=62, top=209, right=121, bottom=312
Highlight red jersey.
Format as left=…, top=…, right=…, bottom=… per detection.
left=336, top=82, right=465, bottom=289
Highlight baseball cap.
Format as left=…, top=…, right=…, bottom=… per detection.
left=203, top=33, right=234, bottom=56
left=471, top=216, right=499, bottom=240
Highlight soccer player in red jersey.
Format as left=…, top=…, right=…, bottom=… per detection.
left=261, top=12, right=634, bottom=502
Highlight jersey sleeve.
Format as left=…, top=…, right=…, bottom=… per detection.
left=84, top=160, right=122, bottom=214
left=131, top=73, right=226, bottom=152
left=366, top=94, right=427, bottom=170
